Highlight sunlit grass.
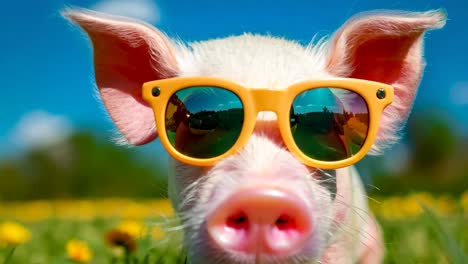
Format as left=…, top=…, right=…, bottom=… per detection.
left=0, top=192, right=467, bottom=263
left=0, top=219, right=184, bottom=264
left=0, top=199, right=174, bottom=222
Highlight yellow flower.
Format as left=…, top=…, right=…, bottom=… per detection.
left=66, top=239, right=92, bottom=263
left=105, top=230, right=137, bottom=253
left=435, top=195, right=456, bottom=216
left=0, top=221, right=31, bottom=247
left=380, top=197, right=405, bottom=220
left=402, top=194, right=425, bottom=217
left=116, top=221, right=148, bottom=239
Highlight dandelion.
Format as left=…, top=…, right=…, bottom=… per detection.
left=380, top=197, right=405, bottom=220
left=111, top=220, right=149, bottom=254
left=66, top=239, right=92, bottom=263
left=116, top=220, right=147, bottom=239
left=402, top=194, right=425, bottom=217
left=0, top=221, right=31, bottom=247
left=435, top=195, right=457, bottom=216
left=105, top=229, right=137, bottom=253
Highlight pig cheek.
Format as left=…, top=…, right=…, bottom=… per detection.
left=167, top=158, right=207, bottom=212
left=329, top=168, right=353, bottom=226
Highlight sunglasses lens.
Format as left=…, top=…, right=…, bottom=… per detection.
left=291, top=87, right=369, bottom=161
left=165, top=86, right=244, bottom=159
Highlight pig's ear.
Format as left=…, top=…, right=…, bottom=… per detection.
left=326, top=10, right=446, bottom=154
left=64, top=9, right=178, bottom=145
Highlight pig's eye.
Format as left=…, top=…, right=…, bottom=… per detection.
left=165, top=86, right=244, bottom=158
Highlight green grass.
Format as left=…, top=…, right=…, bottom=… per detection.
left=0, top=218, right=185, bottom=264
left=381, top=212, right=467, bottom=263
left=1, top=212, right=466, bottom=264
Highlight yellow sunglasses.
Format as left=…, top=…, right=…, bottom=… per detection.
left=142, top=77, right=393, bottom=169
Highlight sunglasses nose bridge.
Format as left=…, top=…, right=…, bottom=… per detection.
left=251, top=89, right=284, bottom=113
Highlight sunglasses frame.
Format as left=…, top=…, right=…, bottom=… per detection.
left=142, top=77, right=394, bottom=169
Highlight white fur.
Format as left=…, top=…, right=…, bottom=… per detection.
left=175, top=34, right=333, bottom=89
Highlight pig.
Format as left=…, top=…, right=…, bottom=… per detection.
left=64, top=8, right=446, bottom=264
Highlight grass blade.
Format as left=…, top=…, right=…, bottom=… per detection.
left=3, top=247, right=16, bottom=264
left=421, top=205, right=467, bottom=264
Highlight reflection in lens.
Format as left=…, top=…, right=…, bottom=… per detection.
left=165, top=86, right=244, bottom=158
left=291, top=87, right=369, bottom=161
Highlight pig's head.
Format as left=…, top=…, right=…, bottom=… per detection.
left=65, top=9, right=445, bottom=263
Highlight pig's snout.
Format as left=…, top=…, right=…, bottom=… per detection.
left=207, top=188, right=312, bottom=257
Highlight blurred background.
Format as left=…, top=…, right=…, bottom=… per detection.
left=0, top=0, right=466, bottom=199
left=0, top=0, right=467, bottom=263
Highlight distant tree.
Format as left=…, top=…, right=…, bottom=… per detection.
left=408, top=112, right=456, bottom=171
left=368, top=110, right=467, bottom=195
left=0, top=131, right=168, bottom=200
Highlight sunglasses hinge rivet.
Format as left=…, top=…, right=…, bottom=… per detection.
left=152, top=87, right=161, bottom=97
left=376, top=88, right=386, bottom=99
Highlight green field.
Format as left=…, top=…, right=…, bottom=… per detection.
left=0, top=197, right=466, bottom=264
left=0, top=219, right=185, bottom=264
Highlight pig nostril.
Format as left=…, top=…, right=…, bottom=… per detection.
left=226, top=211, right=249, bottom=230
left=207, top=189, right=313, bottom=257
left=275, top=214, right=296, bottom=230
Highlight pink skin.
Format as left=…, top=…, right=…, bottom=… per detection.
left=207, top=188, right=312, bottom=256
left=65, top=9, right=445, bottom=264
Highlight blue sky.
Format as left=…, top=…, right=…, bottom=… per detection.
left=1, top=0, right=467, bottom=154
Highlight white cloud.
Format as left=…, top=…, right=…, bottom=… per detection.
left=11, top=111, right=73, bottom=150
left=91, top=0, right=160, bottom=24
left=450, top=82, right=468, bottom=105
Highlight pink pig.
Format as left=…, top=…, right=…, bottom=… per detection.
left=65, top=8, right=445, bottom=264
